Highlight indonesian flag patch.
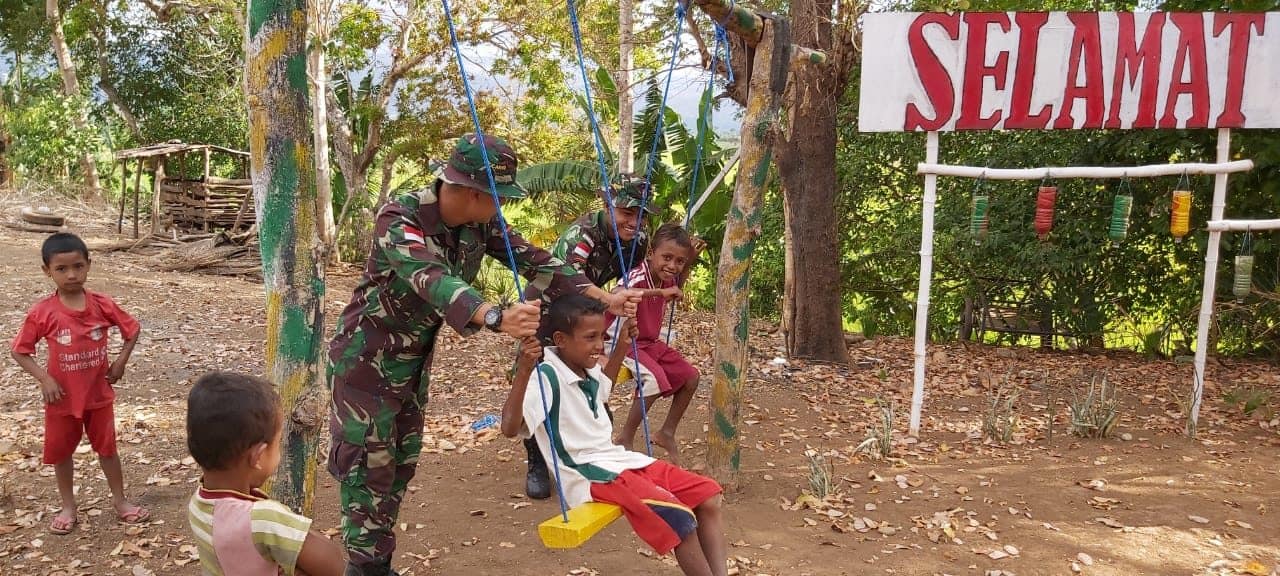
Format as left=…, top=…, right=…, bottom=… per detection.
left=572, top=241, right=591, bottom=262
left=403, top=225, right=427, bottom=248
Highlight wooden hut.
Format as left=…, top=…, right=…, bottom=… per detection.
left=113, top=142, right=252, bottom=238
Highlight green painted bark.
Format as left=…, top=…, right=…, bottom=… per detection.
left=705, top=18, right=783, bottom=489
left=691, top=0, right=764, bottom=45
left=246, top=0, right=326, bottom=515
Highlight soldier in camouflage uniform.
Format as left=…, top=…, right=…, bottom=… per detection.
left=327, top=134, right=639, bottom=576
left=517, top=174, right=653, bottom=499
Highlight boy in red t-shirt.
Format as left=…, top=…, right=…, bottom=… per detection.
left=10, top=233, right=149, bottom=535
left=608, top=223, right=700, bottom=464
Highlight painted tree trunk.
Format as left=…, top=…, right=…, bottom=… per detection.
left=46, top=0, right=102, bottom=199
left=706, top=19, right=781, bottom=489
left=777, top=0, right=849, bottom=363
left=246, top=0, right=327, bottom=515
left=617, top=0, right=634, bottom=173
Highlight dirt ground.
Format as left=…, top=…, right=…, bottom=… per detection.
left=0, top=202, right=1277, bottom=576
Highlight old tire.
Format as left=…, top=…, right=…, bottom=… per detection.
left=20, top=206, right=66, bottom=227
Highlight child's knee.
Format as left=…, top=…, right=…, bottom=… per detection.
left=697, top=493, right=723, bottom=513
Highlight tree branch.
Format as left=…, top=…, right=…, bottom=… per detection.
left=326, top=86, right=357, bottom=185
left=685, top=8, right=712, bottom=69
left=91, top=2, right=142, bottom=140
left=355, top=10, right=429, bottom=175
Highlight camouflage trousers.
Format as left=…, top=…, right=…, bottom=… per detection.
left=327, top=345, right=433, bottom=571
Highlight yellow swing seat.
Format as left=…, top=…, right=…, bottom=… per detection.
left=538, top=502, right=623, bottom=548
left=539, top=362, right=642, bottom=548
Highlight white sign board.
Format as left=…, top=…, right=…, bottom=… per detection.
left=858, top=12, right=1280, bottom=132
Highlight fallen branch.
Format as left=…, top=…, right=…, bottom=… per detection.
left=2, top=220, right=65, bottom=234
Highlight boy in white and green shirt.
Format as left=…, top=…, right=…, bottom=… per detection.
left=186, top=371, right=346, bottom=576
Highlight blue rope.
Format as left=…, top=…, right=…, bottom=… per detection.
left=565, top=0, right=664, bottom=457
left=442, top=0, right=570, bottom=524
left=665, top=14, right=730, bottom=345
left=629, top=2, right=687, bottom=275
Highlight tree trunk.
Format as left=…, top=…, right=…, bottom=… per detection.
left=775, top=0, right=849, bottom=364
left=305, top=21, right=332, bottom=263
left=47, top=0, right=102, bottom=199
left=782, top=192, right=796, bottom=352
left=617, top=0, right=634, bottom=173
left=706, top=18, right=783, bottom=490
left=245, top=0, right=326, bottom=515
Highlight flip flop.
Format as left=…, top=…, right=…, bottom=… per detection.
left=49, top=514, right=78, bottom=535
left=116, top=505, right=151, bottom=524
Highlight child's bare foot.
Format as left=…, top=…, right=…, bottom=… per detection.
left=613, top=435, right=635, bottom=450
left=114, top=502, right=150, bottom=524
left=49, top=508, right=77, bottom=535
left=654, top=430, right=681, bottom=465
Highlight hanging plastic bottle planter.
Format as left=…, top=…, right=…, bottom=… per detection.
left=1035, top=179, right=1057, bottom=240
left=1109, top=178, right=1133, bottom=244
left=1233, top=231, right=1254, bottom=303
left=970, top=177, right=989, bottom=245
left=1170, top=172, right=1192, bottom=242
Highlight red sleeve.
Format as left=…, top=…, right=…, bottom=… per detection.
left=96, top=294, right=141, bottom=341
left=11, top=308, right=45, bottom=355
left=622, top=264, right=651, bottom=290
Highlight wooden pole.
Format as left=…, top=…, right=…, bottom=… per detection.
left=151, top=157, right=165, bottom=236
left=117, top=160, right=128, bottom=234
left=203, top=148, right=212, bottom=181
left=909, top=131, right=939, bottom=437
left=132, top=159, right=143, bottom=239
left=706, top=16, right=787, bottom=488
left=1190, top=128, right=1232, bottom=437
left=246, top=0, right=326, bottom=514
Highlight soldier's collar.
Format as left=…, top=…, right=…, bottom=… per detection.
left=413, top=181, right=453, bottom=238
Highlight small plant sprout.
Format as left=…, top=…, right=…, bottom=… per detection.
left=805, top=450, right=836, bottom=500
left=855, top=396, right=895, bottom=460
left=982, top=370, right=1021, bottom=444
left=1070, top=372, right=1119, bottom=439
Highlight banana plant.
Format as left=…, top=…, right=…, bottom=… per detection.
left=518, top=69, right=736, bottom=257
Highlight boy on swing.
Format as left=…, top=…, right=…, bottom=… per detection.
left=501, top=295, right=727, bottom=576
left=608, top=223, right=701, bottom=463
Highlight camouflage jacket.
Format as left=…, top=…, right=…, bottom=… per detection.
left=526, top=210, right=648, bottom=301
left=330, top=184, right=590, bottom=362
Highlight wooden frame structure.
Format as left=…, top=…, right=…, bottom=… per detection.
left=910, top=129, right=1254, bottom=437
left=113, top=142, right=252, bottom=238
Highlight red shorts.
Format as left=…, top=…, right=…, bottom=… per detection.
left=589, top=460, right=722, bottom=554
left=43, top=405, right=118, bottom=464
left=633, top=341, right=700, bottom=397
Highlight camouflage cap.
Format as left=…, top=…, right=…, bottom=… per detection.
left=607, top=174, right=654, bottom=213
left=440, top=133, right=528, bottom=199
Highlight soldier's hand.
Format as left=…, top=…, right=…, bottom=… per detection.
left=501, top=301, right=542, bottom=338
left=608, top=289, right=642, bottom=318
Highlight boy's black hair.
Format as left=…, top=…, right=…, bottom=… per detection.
left=651, top=222, right=693, bottom=250
left=41, top=232, right=89, bottom=266
left=186, top=371, right=281, bottom=471
left=540, top=294, right=608, bottom=342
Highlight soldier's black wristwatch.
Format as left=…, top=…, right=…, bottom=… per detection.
left=484, top=306, right=504, bottom=332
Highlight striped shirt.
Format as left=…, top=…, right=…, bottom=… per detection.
left=522, top=348, right=654, bottom=507
left=188, top=485, right=312, bottom=576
